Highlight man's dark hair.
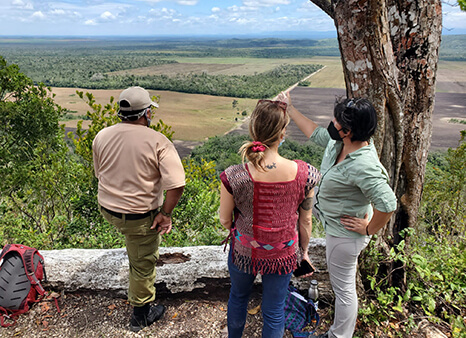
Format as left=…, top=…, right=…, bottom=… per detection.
left=333, top=98, right=377, bottom=142
left=118, top=99, right=146, bottom=121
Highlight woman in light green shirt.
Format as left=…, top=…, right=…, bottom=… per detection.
left=279, top=92, right=397, bottom=338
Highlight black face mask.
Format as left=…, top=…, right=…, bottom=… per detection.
left=327, top=121, right=344, bottom=141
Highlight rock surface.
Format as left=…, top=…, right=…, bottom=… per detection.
left=41, top=239, right=331, bottom=298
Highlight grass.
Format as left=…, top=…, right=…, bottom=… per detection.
left=108, top=57, right=329, bottom=77
left=53, top=87, right=257, bottom=141
left=436, top=60, right=466, bottom=93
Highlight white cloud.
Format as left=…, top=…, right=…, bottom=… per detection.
left=177, top=0, right=197, bottom=5
left=243, top=0, right=290, bottom=7
left=443, top=6, right=466, bottom=30
left=100, top=11, right=116, bottom=20
left=31, top=11, right=45, bottom=19
left=84, top=19, right=97, bottom=25
left=134, top=0, right=197, bottom=4
left=51, top=9, right=65, bottom=15
left=161, top=8, right=176, bottom=15
left=12, top=0, right=33, bottom=10
left=212, top=7, right=220, bottom=13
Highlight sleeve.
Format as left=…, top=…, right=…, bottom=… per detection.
left=220, top=171, right=232, bottom=194
left=354, top=163, right=397, bottom=213
left=158, top=141, right=186, bottom=190
left=309, top=126, right=331, bottom=148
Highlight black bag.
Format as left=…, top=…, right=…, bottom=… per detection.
left=0, top=244, right=47, bottom=327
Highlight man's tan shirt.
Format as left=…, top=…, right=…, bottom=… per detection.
left=93, top=123, right=185, bottom=214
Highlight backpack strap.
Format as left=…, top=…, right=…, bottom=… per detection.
left=17, top=247, right=46, bottom=298
left=306, top=299, right=320, bottom=334
left=0, top=306, right=16, bottom=328
left=0, top=244, right=12, bottom=260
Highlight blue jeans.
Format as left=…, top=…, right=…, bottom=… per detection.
left=227, top=250, right=292, bottom=338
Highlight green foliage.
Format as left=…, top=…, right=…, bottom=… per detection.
left=459, top=0, right=466, bottom=11
left=165, top=159, right=226, bottom=247
left=102, top=64, right=323, bottom=99
left=298, top=80, right=312, bottom=87
left=190, top=134, right=249, bottom=173
left=439, top=34, right=466, bottom=61
left=449, top=118, right=466, bottom=125
left=421, top=131, right=465, bottom=236
left=1, top=40, right=323, bottom=99
left=0, top=56, right=87, bottom=249
left=190, top=134, right=324, bottom=174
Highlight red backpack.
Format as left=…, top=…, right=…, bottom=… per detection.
left=0, top=244, right=47, bottom=327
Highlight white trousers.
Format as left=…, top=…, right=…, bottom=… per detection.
left=326, top=234, right=370, bottom=338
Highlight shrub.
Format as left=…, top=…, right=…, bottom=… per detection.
left=166, top=159, right=226, bottom=247
left=190, top=134, right=324, bottom=174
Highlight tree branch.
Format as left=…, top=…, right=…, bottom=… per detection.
left=309, top=0, right=334, bottom=18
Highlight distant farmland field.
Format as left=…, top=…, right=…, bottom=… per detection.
left=54, top=88, right=257, bottom=141
left=109, top=57, right=331, bottom=77
left=55, top=56, right=465, bottom=142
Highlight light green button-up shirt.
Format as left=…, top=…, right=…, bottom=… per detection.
left=311, top=126, right=397, bottom=238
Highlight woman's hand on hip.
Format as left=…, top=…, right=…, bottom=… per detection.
left=341, top=213, right=369, bottom=235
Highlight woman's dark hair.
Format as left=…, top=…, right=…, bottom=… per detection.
left=333, top=97, right=377, bottom=142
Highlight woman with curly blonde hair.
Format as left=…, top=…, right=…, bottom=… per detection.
left=219, top=99, right=321, bottom=338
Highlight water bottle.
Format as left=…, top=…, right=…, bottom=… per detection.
left=308, top=279, right=319, bottom=309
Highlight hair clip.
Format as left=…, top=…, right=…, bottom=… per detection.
left=346, top=99, right=355, bottom=108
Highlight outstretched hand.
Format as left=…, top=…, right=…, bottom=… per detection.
left=273, top=91, right=290, bottom=105
left=151, top=212, right=172, bottom=235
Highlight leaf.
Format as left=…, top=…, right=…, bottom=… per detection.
left=108, top=304, right=117, bottom=310
left=392, top=305, right=403, bottom=313
left=49, top=292, right=60, bottom=299
left=172, top=312, right=178, bottom=319
left=40, top=302, right=50, bottom=313
left=247, top=304, right=261, bottom=315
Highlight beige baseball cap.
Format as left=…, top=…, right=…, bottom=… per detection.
left=118, top=86, right=159, bottom=112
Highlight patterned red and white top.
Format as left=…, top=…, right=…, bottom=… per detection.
left=220, top=160, right=321, bottom=275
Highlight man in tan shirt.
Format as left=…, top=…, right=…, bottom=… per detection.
left=93, top=86, right=185, bottom=332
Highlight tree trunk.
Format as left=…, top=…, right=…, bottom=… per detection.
left=310, top=0, right=442, bottom=286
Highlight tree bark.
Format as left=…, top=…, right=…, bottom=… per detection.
left=310, top=0, right=442, bottom=286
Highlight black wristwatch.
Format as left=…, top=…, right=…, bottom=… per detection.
left=160, top=208, right=172, bottom=217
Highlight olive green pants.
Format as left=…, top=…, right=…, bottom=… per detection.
left=101, top=207, right=161, bottom=307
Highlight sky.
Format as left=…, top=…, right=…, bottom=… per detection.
left=1, top=0, right=466, bottom=37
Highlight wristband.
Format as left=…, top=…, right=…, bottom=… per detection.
left=366, top=225, right=370, bottom=236
left=160, top=208, right=172, bottom=217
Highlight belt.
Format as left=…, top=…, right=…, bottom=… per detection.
left=101, top=206, right=158, bottom=220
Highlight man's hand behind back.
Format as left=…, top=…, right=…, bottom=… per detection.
left=151, top=213, right=172, bottom=235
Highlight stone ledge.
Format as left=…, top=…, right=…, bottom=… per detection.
left=41, top=239, right=330, bottom=297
